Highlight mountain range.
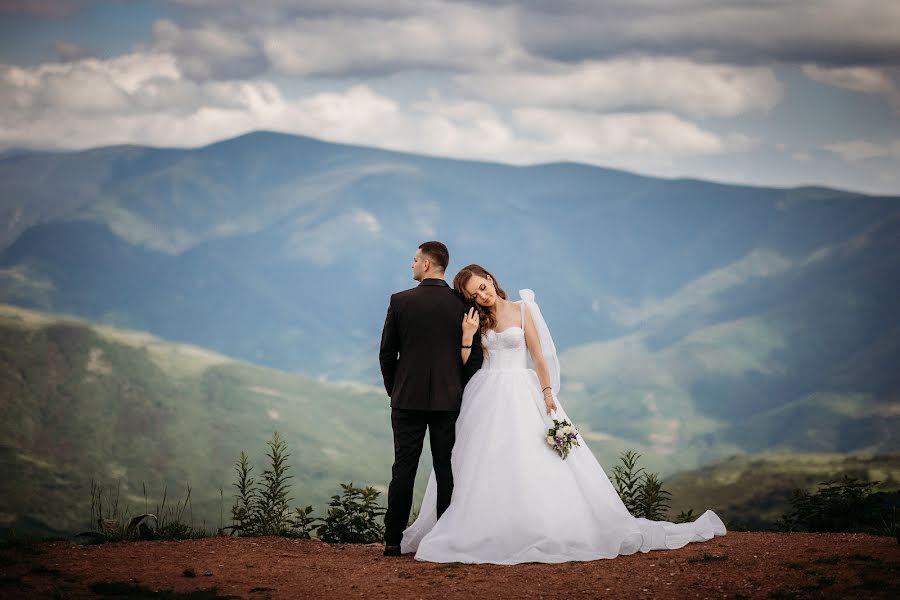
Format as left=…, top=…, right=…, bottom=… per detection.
left=1, top=131, right=899, bottom=535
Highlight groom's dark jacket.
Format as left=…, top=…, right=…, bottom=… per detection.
left=379, top=278, right=483, bottom=411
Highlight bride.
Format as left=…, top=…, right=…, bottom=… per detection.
left=400, top=264, right=726, bottom=564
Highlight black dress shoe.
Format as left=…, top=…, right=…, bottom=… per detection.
left=383, top=544, right=402, bottom=556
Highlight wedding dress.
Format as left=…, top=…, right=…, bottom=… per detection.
left=400, top=290, right=726, bottom=564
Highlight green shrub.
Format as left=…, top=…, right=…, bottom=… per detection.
left=228, top=431, right=315, bottom=537
left=776, top=475, right=899, bottom=536
left=611, top=450, right=676, bottom=520
left=227, top=433, right=387, bottom=542
left=229, top=452, right=257, bottom=535
left=612, top=450, right=643, bottom=514
left=256, top=431, right=294, bottom=535
left=637, top=471, right=672, bottom=520
left=675, top=508, right=696, bottom=524
left=316, top=483, right=385, bottom=544
left=290, top=506, right=318, bottom=539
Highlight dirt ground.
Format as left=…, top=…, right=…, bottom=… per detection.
left=1, top=531, right=898, bottom=599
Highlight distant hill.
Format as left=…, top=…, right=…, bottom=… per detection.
left=665, top=451, right=900, bottom=529
left=0, top=304, right=400, bottom=538
left=1, top=130, right=898, bottom=485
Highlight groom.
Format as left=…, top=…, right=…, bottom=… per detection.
left=379, top=240, right=483, bottom=556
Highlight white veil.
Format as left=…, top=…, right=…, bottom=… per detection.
left=519, top=289, right=560, bottom=395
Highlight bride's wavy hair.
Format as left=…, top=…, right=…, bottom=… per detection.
left=453, top=264, right=507, bottom=335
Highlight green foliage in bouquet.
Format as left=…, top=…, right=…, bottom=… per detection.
left=316, top=483, right=386, bottom=544
left=775, top=475, right=899, bottom=536
left=612, top=450, right=675, bottom=520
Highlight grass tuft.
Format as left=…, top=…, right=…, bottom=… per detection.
left=687, top=552, right=728, bottom=563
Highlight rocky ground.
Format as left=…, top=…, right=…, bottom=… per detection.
left=1, top=531, right=898, bottom=599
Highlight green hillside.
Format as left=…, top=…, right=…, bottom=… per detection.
left=664, top=452, right=900, bottom=529
left=558, top=208, right=900, bottom=468
left=0, top=304, right=404, bottom=538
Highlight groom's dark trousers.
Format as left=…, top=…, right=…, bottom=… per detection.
left=379, top=278, right=482, bottom=547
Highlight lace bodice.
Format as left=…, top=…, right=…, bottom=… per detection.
left=481, top=302, right=528, bottom=370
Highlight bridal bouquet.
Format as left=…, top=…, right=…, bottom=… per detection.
left=545, top=419, right=580, bottom=459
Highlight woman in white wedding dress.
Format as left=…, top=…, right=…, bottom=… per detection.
left=400, top=264, right=726, bottom=564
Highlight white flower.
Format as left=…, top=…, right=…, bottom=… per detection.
left=546, top=436, right=556, bottom=446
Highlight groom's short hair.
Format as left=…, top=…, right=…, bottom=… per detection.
left=418, top=241, right=449, bottom=272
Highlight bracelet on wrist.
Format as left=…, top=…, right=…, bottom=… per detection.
left=542, top=386, right=552, bottom=394
left=461, top=344, right=472, bottom=349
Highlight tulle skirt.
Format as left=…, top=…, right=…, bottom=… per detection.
left=400, top=367, right=726, bottom=564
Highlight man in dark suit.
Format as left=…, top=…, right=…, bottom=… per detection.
left=379, top=240, right=483, bottom=556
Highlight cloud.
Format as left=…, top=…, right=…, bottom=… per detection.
left=802, top=64, right=896, bottom=94
left=152, top=19, right=269, bottom=80
left=825, top=139, right=900, bottom=162
left=802, top=63, right=900, bottom=112
left=263, top=10, right=518, bottom=76
left=510, top=0, right=900, bottom=67
left=0, top=51, right=743, bottom=179
left=512, top=108, right=727, bottom=159
left=168, top=0, right=424, bottom=19
left=0, top=53, right=283, bottom=146
left=140, top=1, right=896, bottom=85
left=53, top=41, right=96, bottom=62
left=0, top=53, right=183, bottom=115
left=151, top=2, right=522, bottom=79
left=0, top=0, right=87, bottom=18
left=458, top=57, right=782, bottom=117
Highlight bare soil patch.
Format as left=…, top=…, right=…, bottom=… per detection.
left=1, top=532, right=898, bottom=599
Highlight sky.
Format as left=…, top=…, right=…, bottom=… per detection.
left=0, top=0, right=899, bottom=195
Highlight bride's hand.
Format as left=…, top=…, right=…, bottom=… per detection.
left=543, top=390, right=557, bottom=415
left=462, top=307, right=479, bottom=340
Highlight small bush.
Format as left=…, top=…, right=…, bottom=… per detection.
left=316, top=483, right=385, bottom=544
left=611, top=450, right=674, bottom=520
left=256, top=432, right=294, bottom=535
left=227, top=433, right=387, bottom=542
left=290, top=506, right=318, bottom=539
left=675, top=508, right=696, bottom=524
left=775, top=475, right=899, bottom=535
left=228, top=431, right=315, bottom=537
left=637, top=471, right=672, bottom=520
left=229, top=451, right=257, bottom=535
left=612, top=450, right=643, bottom=515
